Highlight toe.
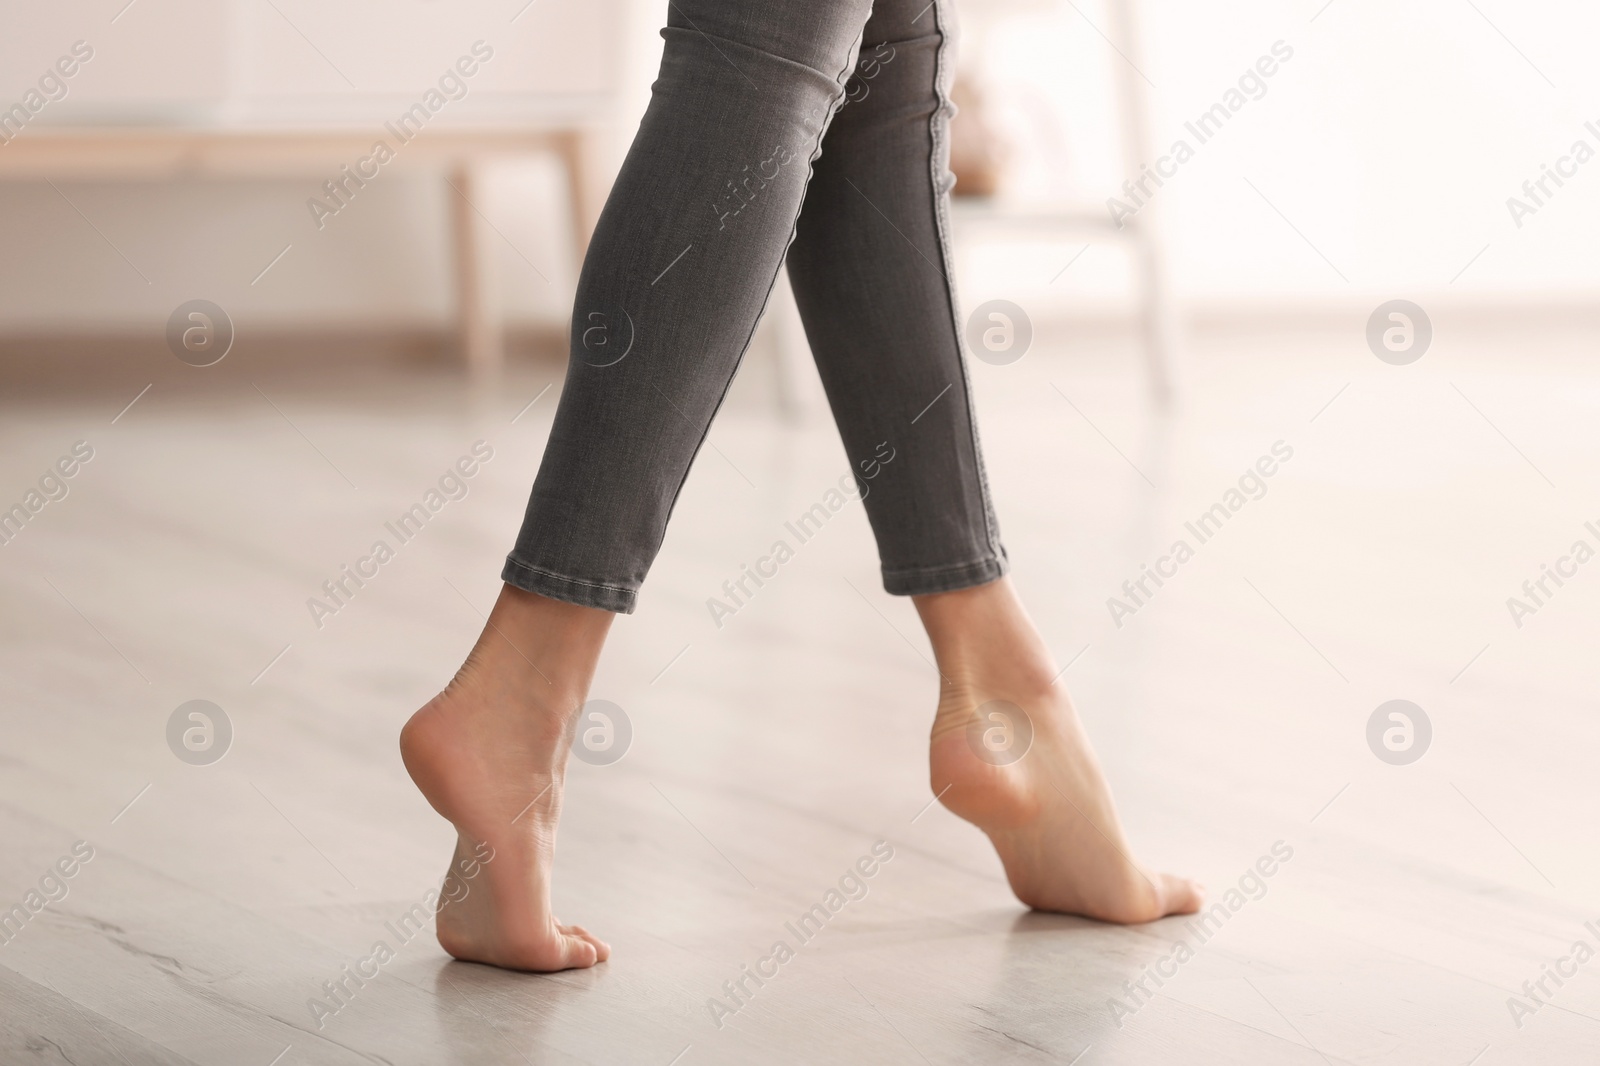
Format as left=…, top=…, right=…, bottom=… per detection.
left=565, top=923, right=611, bottom=963
left=1158, top=873, right=1204, bottom=916
left=560, top=933, right=600, bottom=969
left=500, top=920, right=605, bottom=971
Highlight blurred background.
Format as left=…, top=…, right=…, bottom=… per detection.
left=4, top=1, right=1600, bottom=1063
left=5, top=0, right=1599, bottom=357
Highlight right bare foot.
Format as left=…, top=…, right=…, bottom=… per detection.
left=399, top=585, right=614, bottom=972
left=917, top=579, right=1204, bottom=924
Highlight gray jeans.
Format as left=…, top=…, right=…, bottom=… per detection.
left=503, top=0, right=1006, bottom=613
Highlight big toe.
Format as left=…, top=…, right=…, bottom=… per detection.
left=1157, top=872, right=1205, bottom=917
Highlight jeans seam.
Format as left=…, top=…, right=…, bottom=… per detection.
left=927, top=0, right=1004, bottom=564
left=882, top=556, right=1004, bottom=578
left=503, top=556, right=636, bottom=597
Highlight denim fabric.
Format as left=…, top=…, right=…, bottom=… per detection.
left=503, top=0, right=1007, bottom=613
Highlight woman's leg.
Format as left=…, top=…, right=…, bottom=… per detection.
left=786, top=0, right=1202, bottom=920
left=501, top=0, right=875, bottom=612
left=403, top=0, right=877, bottom=970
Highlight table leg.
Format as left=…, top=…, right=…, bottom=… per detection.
left=449, top=160, right=502, bottom=375
left=556, top=129, right=596, bottom=269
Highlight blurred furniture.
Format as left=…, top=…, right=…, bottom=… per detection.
left=2, top=0, right=630, bottom=373
left=769, top=0, right=1180, bottom=415
left=949, top=0, right=1180, bottom=405
left=0, top=126, right=598, bottom=373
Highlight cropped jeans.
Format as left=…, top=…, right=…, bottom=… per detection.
left=503, top=0, right=1007, bottom=613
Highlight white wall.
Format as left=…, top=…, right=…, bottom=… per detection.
left=965, top=0, right=1600, bottom=312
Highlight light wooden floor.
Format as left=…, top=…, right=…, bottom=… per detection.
left=2, top=317, right=1599, bottom=1065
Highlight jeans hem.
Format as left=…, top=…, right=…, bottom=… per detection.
left=882, top=554, right=1007, bottom=597
left=501, top=555, right=638, bottom=614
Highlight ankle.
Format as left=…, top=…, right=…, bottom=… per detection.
left=445, top=585, right=611, bottom=702
left=914, top=579, right=1060, bottom=697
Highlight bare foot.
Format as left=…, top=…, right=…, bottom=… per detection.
left=917, top=579, right=1203, bottom=924
left=400, top=585, right=614, bottom=971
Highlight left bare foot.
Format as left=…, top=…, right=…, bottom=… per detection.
left=399, top=584, right=614, bottom=972
left=917, top=578, right=1204, bottom=924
